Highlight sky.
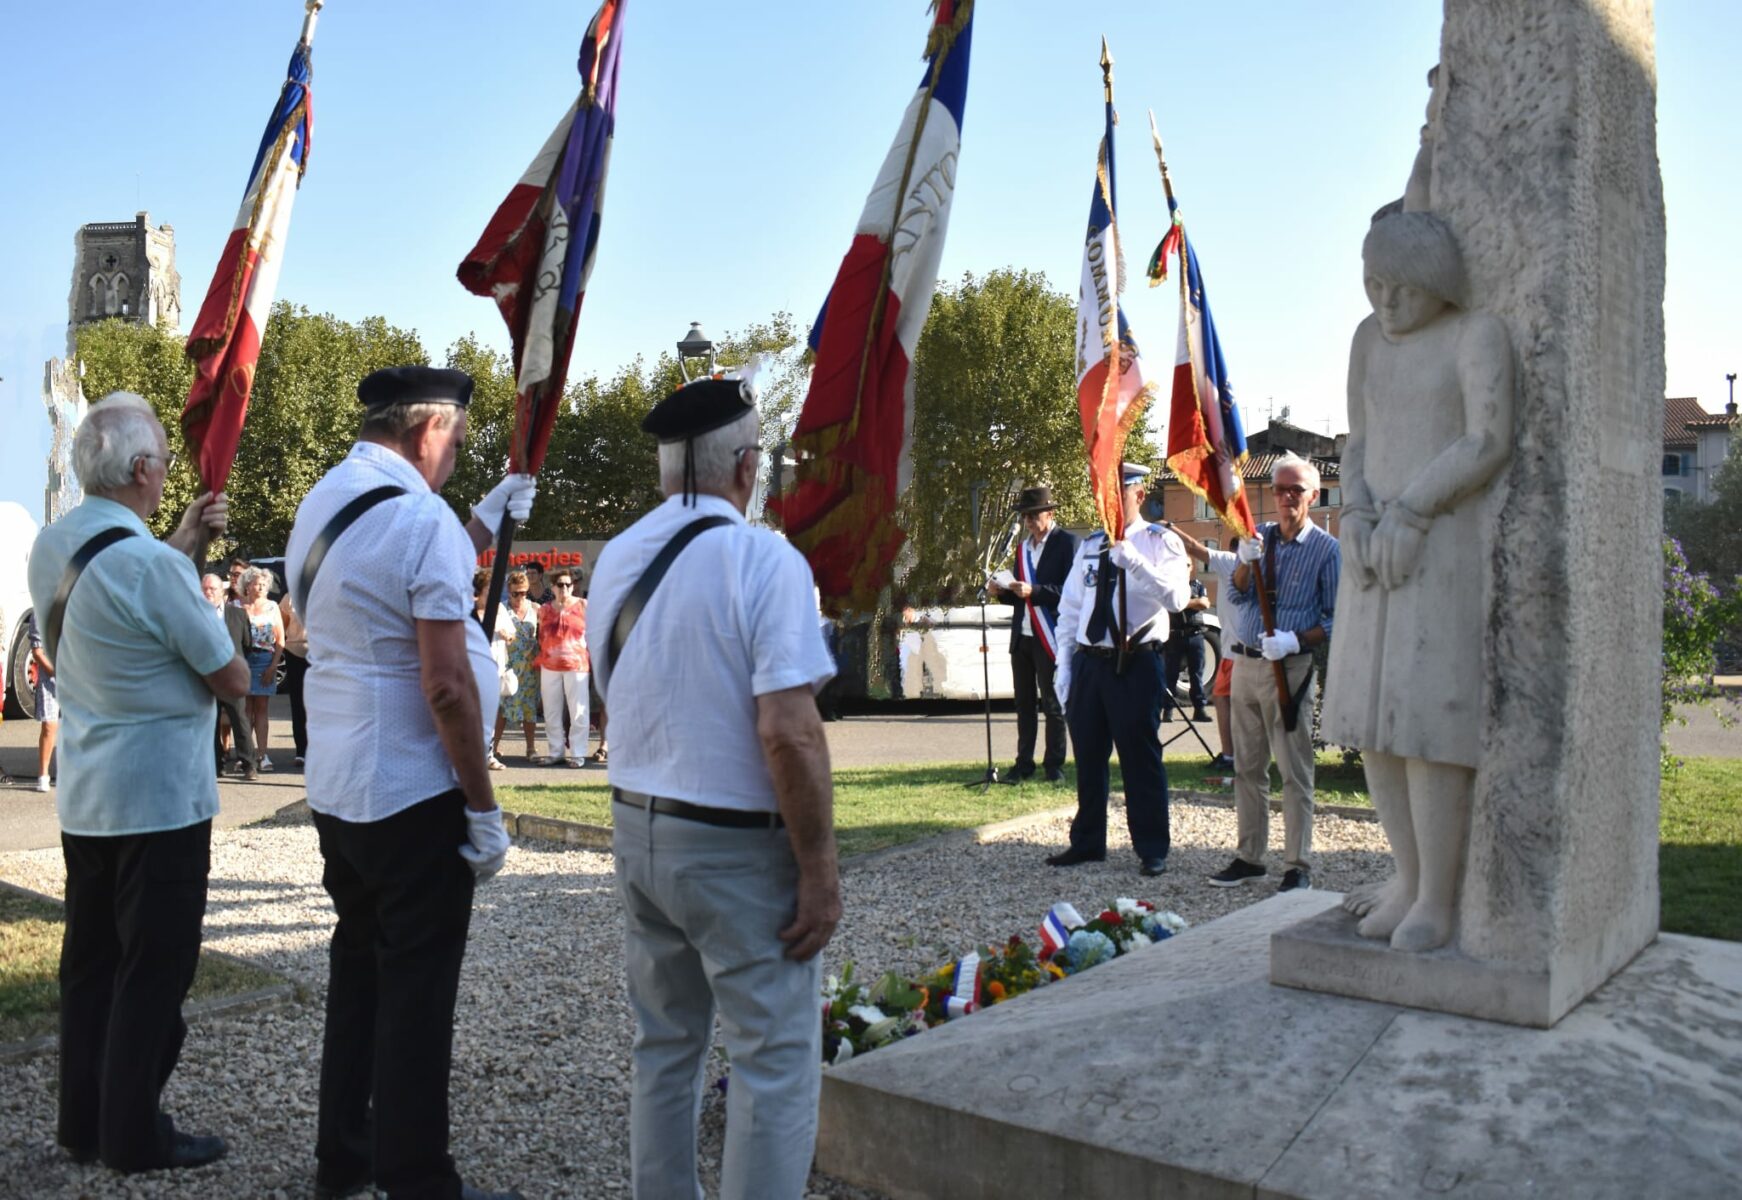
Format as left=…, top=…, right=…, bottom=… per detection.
left=2, top=1, right=1737, bottom=521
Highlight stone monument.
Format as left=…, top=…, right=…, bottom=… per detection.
left=813, top=6, right=1725, bottom=1198
left=1269, top=0, right=1665, bottom=1028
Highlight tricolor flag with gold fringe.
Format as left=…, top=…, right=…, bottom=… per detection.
left=1075, top=44, right=1157, bottom=542
left=1148, top=114, right=1255, bottom=540
left=771, top=0, right=973, bottom=616
left=181, top=17, right=316, bottom=494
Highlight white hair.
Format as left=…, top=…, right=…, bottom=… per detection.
left=1273, top=452, right=1321, bottom=492
left=361, top=401, right=463, bottom=440
left=239, top=566, right=275, bottom=596
left=658, top=408, right=759, bottom=497
left=74, top=392, right=166, bottom=492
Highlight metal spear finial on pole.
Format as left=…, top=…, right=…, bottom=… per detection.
left=1148, top=109, right=1177, bottom=210
left=301, top=0, right=325, bottom=46
left=1100, top=36, right=1115, bottom=105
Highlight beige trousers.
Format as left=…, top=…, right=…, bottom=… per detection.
left=1230, top=654, right=1317, bottom=869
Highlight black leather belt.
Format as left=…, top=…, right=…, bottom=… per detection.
left=613, top=788, right=784, bottom=830
left=1230, top=642, right=1311, bottom=660
left=1078, top=642, right=1162, bottom=660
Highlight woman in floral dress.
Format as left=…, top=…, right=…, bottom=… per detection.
left=492, top=568, right=541, bottom=765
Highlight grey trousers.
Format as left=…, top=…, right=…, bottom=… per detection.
left=612, top=801, right=822, bottom=1200
left=1230, top=654, right=1317, bottom=869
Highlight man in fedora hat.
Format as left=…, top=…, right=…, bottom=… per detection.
left=992, top=485, right=1079, bottom=783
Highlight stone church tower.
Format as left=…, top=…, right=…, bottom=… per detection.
left=67, top=211, right=181, bottom=340
left=43, top=213, right=183, bottom=521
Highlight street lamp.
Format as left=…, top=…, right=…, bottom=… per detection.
left=676, top=321, right=716, bottom=382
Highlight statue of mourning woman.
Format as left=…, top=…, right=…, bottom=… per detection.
left=1320, top=208, right=1515, bottom=954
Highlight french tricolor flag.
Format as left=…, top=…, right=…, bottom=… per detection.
left=458, top=0, right=624, bottom=475
left=1074, top=55, right=1156, bottom=542
left=772, top=0, right=973, bottom=615
left=1038, top=901, right=1085, bottom=957
left=181, top=20, right=316, bottom=495
left=943, top=951, right=981, bottom=1020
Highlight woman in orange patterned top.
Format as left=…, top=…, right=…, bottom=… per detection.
left=533, top=565, right=590, bottom=766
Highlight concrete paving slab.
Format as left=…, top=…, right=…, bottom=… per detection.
left=817, top=893, right=1742, bottom=1200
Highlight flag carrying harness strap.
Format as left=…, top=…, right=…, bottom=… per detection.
left=44, top=527, right=139, bottom=662
left=295, top=486, right=407, bottom=614
left=606, top=516, right=732, bottom=673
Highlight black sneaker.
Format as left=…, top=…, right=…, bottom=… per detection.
left=1208, top=857, right=1266, bottom=887
left=1139, top=857, right=1168, bottom=877
left=1208, top=752, right=1235, bottom=771
left=1279, top=867, right=1313, bottom=893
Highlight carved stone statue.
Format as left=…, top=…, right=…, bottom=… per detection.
left=1320, top=209, right=1515, bottom=953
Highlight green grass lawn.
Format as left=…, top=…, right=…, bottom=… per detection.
left=0, top=889, right=285, bottom=1045
left=506, top=755, right=1739, bottom=940
left=1660, top=757, right=1742, bottom=941
left=500, top=751, right=1373, bottom=859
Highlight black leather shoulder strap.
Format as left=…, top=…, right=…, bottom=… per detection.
left=296, top=485, right=407, bottom=613
left=607, top=515, right=732, bottom=672
left=44, top=526, right=138, bottom=662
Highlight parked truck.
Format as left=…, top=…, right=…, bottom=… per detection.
left=1, top=500, right=39, bottom=719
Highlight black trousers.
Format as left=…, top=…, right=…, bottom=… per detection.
left=1064, top=649, right=1171, bottom=861
left=1163, top=631, right=1208, bottom=713
left=58, top=820, right=212, bottom=1170
left=312, top=791, right=474, bottom=1200
left=215, top=697, right=255, bottom=769
left=283, top=651, right=309, bottom=756
left=1010, top=633, right=1067, bottom=774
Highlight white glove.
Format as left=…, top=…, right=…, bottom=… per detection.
left=459, top=806, right=511, bottom=881
left=1260, top=631, right=1301, bottom=661
left=1107, top=540, right=1136, bottom=571
left=1054, top=671, right=1071, bottom=712
left=472, top=473, right=538, bottom=530
left=1237, top=538, right=1264, bottom=564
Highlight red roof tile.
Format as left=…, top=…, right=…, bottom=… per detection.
left=1664, top=396, right=1708, bottom=447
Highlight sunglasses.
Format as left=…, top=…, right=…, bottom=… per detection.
left=552, top=580, right=574, bottom=588
left=1274, top=485, right=1310, bottom=498
left=509, top=590, right=528, bottom=597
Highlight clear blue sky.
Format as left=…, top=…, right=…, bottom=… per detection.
left=3, top=1, right=1736, bottom=517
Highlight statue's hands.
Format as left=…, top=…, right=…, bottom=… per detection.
left=1372, top=504, right=1429, bottom=589
left=1339, top=507, right=1379, bottom=589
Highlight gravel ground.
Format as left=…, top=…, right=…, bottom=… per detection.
left=0, top=799, right=1390, bottom=1199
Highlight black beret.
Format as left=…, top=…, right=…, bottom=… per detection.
left=358, top=365, right=474, bottom=412
left=641, top=376, right=755, bottom=443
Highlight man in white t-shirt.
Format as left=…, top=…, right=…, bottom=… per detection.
left=590, top=371, right=838, bottom=1200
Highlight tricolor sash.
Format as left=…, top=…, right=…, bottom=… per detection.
left=1015, top=538, right=1058, bottom=662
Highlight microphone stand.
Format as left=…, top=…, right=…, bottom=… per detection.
left=963, top=482, right=1021, bottom=792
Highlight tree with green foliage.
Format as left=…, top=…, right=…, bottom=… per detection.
left=78, top=304, right=427, bottom=553
left=898, top=268, right=1156, bottom=604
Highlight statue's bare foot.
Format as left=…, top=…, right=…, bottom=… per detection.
left=1390, top=900, right=1455, bottom=953
left=1344, top=875, right=1402, bottom=919
left=1356, top=887, right=1414, bottom=940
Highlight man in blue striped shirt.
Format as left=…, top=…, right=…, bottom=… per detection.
left=1210, top=454, right=1340, bottom=893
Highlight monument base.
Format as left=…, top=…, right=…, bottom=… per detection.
left=1269, top=905, right=1585, bottom=1028
left=817, top=893, right=1742, bottom=1200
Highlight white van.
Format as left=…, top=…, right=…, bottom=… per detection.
left=1, top=500, right=40, bottom=718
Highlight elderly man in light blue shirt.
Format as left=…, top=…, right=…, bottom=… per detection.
left=26, top=392, right=247, bottom=1174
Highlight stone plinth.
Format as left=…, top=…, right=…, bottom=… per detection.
left=817, top=895, right=1742, bottom=1200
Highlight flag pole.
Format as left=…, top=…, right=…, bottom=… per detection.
left=1099, top=38, right=1137, bottom=674
left=481, top=378, right=546, bottom=636
left=300, top=0, right=324, bottom=46
left=1146, top=111, right=1292, bottom=717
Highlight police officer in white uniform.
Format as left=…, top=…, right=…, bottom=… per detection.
left=1049, top=462, right=1192, bottom=876
left=589, top=371, right=839, bottom=1200
left=285, top=366, right=533, bottom=1200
